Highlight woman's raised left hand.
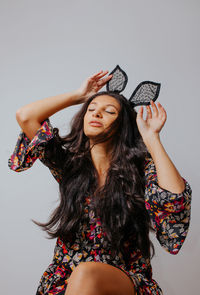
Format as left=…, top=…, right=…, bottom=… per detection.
left=136, top=100, right=167, bottom=140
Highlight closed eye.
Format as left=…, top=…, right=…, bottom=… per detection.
left=88, top=109, right=116, bottom=114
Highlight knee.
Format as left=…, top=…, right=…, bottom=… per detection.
left=70, top=262, right=96, bottom=282
left=68, top=262, right=101, bottom=293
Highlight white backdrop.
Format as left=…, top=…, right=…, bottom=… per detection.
left=1, top=0, right=199, bottom=294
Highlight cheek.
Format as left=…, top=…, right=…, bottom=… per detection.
left=107, top=118, right=115, bottom=127
left=83, top=114, right=89, bottom=132
left=83, top=112, right=89, bottom=121
left=83, top=117, right=86, bottom=130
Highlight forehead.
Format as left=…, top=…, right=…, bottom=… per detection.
left=89, top=95, right=120, bottom=110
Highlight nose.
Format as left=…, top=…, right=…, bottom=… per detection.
left=92, top=109, right=102, bottom=118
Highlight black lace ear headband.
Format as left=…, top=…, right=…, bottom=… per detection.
left=105, top=65, right=161, bottom=107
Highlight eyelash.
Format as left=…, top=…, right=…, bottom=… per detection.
left=88, top=109, right=115, bottom=114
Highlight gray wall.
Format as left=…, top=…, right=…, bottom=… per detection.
left=1, top=0, right=199, bottom=294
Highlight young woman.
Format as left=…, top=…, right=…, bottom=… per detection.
left=8, top=70, right=192, bottom=295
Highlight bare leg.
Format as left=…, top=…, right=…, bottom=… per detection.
left=65, top=261, right=136, bottom=295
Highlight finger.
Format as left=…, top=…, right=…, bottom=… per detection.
left=89, top=70, right=103, bottom=79
left=146, top=105, right=152, bottom=119
left=137, top=106, right=144, bottom=119
left=150, top=100, right=158, bottom=116
left=157, top=102, right=167, bottom=119
left=157, top=102, right=166, bottom=112
left=96, top=71, right=110, bottom=80
left=97, top=75, right=113, bottom=86
left=89, top=70, right=109, bottom=80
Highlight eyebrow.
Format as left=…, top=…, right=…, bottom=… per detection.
left=89, top=102, right=119, bottom=111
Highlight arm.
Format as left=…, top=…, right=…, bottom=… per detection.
left=9, top=70, right=112, bottom=182
left=144, top=155, right=192, bottom=255
left=143, top=133, right=185, bottom=194
left=137, top=100, right=192, bottom=254
left=16, top=70, right=113, bottom=141
left=16, top=90, right=83, bottom=141
left=136, top=99, right=185, bottom=194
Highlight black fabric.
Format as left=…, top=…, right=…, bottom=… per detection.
left=106, top=65, right=128, bottom=93
left=56, top=290, right=66, bottom=295
left=105, top=65, right=161, bottom=107
left=129, top=81, right=161, bottom=107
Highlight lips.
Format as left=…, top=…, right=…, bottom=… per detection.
left=89, top=121, right=103, bottom=127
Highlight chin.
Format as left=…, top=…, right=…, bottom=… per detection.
left=84, top=131, right=102, bottom=139
left=84, top=126, right=103, bottom=136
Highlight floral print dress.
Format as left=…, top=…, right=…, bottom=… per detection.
left=8, top=118, right=192, bottom=295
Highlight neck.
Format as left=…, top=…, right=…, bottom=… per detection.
left=89, top=141, right=112, bottom=176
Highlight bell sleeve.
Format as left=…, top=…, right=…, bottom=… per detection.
left=8, top=118, right=63, bottom=184
left=144, top=156, right=192, bottom=255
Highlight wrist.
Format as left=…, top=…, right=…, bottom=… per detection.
left=142, top=132, right=161, bottom=147
left=70, top=89, right=85, bottom=104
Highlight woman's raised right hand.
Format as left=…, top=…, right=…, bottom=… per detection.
left=76, top=70, right=113, bottom=103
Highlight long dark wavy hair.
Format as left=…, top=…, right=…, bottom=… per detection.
left=32, top=91, right=156, bottom=263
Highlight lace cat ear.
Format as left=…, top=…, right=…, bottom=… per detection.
left=128, top=81, right=161, bottom=107
left=105, top=65, right=161, bottom=107
left=106, top=65, right=128, bottom=93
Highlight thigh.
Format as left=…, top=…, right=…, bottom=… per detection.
left=66, top=261, right=136, bottom=295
